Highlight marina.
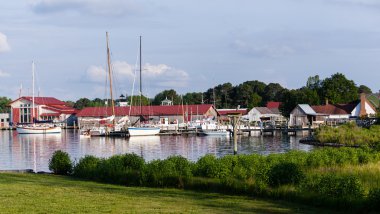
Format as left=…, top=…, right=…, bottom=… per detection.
left=0, top=129, right=314, bottom=172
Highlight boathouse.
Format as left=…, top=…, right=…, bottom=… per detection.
left=9, top=96, right=77, bottom=126
left=289, top=94, right=377, bottom=127
left=76, top=104, right=218, bottom=127
left=246, top=102, right=285, bottom=124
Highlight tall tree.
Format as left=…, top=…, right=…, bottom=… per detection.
left=152, top=89, right=180, bottom=105
left=321, top=73, right=358, bottom=104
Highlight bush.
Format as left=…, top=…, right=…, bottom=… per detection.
left=49, top=150, right=72, bottom=175
left=194, top=154, right=220, bottom=178
left=302, top=174, right=364, bottom=199
left=267, top=162, right=304, bottom=187
left=368, top=188, right=380, bottom=210
left=73, top=155, right=100, bottom=179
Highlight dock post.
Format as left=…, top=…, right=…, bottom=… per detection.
left=233, top=116, right=238, bottom=155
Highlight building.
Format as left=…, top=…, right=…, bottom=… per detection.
left=9, top=96, right=77, bottom=126
left=289, top=94, right=377, bottom=127
left=76, top=104, right=218, bottom=127
left=217, top=108, right=248, bottom=122
left=246, top=102, right=285, bottom=124
left=0, top=113, right=10, bottom=128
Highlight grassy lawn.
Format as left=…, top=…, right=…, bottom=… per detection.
left=0, top=173, right=338, bottom=214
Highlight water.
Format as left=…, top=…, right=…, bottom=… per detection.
left=0, top=130, right=314, bottom=172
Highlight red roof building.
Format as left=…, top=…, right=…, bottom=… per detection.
left=9, top=96, right=76, bottom=124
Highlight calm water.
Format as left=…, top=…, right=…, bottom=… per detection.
left=0, top=130, right=314, bottom=172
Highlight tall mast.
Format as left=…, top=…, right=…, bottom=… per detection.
left=139, top=36, right=142, bottom=116
left=106, top=32, right=115, bottom=121
left=32, top=61, right=35, bottom=124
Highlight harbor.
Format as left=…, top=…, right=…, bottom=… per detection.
left=0, top=129, right=313, bottom=172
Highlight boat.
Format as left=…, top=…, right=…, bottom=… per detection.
left=79, top=32, right=127, bottom=137
left=128, top=36, right=160, bottom=137
left=202, top=129, right=229, bottom=136
left=17, top=61, right=62, bottom=134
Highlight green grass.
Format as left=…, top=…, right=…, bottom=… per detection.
left=0, top=173, right=338, bottom=214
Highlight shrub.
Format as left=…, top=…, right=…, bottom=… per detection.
left=49, top=150, right=72, bottom=175
left=96, top=155, right=126, bottom=184
left=267, top=162, right=304, bottom=187
left=194, top=154, right=220, bottom=178
left=302, top=174, right=364, bottom=199
left=368, top=188, right=380, bottom=210
left=73, top=155, right=101, bottom=179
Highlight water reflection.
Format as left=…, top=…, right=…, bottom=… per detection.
left=0, top=130, right=314, bottom=172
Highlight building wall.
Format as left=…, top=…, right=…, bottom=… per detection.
left=0, top=113, right=10, bottom=128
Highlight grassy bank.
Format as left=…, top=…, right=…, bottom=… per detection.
left=48, top=147, right=380, bottom=212
left=0, top=173, right=335, bottom=214
left=314, top=122, right=380, bottom=147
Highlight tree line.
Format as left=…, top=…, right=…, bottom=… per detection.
left=0, top=73, right=374, bottom=116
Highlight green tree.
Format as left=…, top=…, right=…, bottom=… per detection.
left=183, top=92, right=203, bottom=104
left=306, top=75, right=322, bottom=91
left=152, top=89, right=180, bottom=105
left=321, top=73, right=358, bottom=104
left=0, top=97, right=11, bottom=113
left=249, top=93, right=262, bottom=109
left=128, top=95, right=151, bottom=106
left=358, top=85, right=372, bottom=94
left=74, top=98, right=92, bottom=110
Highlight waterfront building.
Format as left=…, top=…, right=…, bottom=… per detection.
left=289, top=93, right=377, bottom=127
left=76, top=104, right=218, bottom=128
left=9, top=96, right=77, bottom=126
left=246, top=102, right=285, bottom=125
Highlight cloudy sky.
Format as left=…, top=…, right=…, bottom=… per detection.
left=1, top=0, right=380, bottom=101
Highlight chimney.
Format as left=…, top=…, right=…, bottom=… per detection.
left=359, top=93, right=366, bottom=117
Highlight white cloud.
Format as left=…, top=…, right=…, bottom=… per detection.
left=30, top=0, right=141, bottom=16
left=0, top=32, right=11, bottom=53
left=0, top=69, right=10, bottom=77
left=232, top=40, right=295, bottom=58
left=84, top=61, right=189, bottom=89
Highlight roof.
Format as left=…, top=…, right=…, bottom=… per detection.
left=298, top=104, right=317, bottom=115
left=311, top=103, right=357, bottom=115
left=10, top=96, right=67, bottom=105
left=266, top=102, right=282, bottom=109
left=77, top=104, right=216, bottom=117
left=217, top=109, right=248, bottom=116
left=367, top=94, right=380, bottom=108
left=255, top=107, right=276, bottom=114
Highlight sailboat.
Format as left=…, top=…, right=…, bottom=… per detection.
left=80, top=32, right=127, bottom=137
left=127, top=36, right=160, bottom=137
left=16, top=61, right=62, bottom=134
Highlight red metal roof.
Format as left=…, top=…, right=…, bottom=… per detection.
left=217, top=109, right=248, bottom=116
left=77, top=104, right=215, bottom=117
left=266, top=101, right=282, bottom=109
left=10, top=96, right=67, bottom=105
left=311, top=103, right=357, bottom=115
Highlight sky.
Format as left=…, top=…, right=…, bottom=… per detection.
left=1, top=0, right=380, bottom=101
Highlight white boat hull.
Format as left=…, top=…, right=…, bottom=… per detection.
left=128, top=127, right=160, bottom=136
left=203, top=130, right=229, bottom=136
left=17, top=126, right=62, bottom=134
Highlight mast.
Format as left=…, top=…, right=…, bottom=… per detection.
left=139, top=36, right=142, bottom=117
left=32, top=61, right=35, bottom=124
left=106, top=32, right=115, bottom=122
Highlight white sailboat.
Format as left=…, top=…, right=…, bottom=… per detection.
left=128, top=36, right=160, bottom=137
left=17, top=61, right=62, bottom=134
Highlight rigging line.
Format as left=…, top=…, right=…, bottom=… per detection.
left=129, top=44, right=140, bottom=117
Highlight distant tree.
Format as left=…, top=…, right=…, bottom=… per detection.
left=0, top=97, right=11, bottom=113
left=64, top=101, right=75, bottom=108
left=232, top=80, right=267, bottom=108
left=128, top=95, right=150, bottom=106
left=92, top=98, right=106, bottom=107
left=74, top=98, right=92, bottom=110
left=306, top=75, right=322, bottom=91
left=321, top=73, right=358, bottom=104
left=214, top=83, right=233, bottom=108
left=152, top=89, right=180, bottom=105
left=249, top=93, right=262, bottom=109
left=183, top=92, right=203, bottom=105
left=358, top=85, right=372, bottom=94
left=263, top=83, right=284, bottom=103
